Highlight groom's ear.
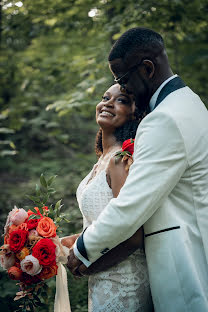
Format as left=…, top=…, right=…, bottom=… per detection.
left=142, top=60, right=155, bottom=79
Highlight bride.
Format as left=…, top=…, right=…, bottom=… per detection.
left=62, top=83, right=153, bottom=311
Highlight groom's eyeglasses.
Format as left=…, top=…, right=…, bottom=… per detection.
left=114, top=60, right=143, bottom=88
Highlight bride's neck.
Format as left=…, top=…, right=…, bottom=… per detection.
left=102, top=132, right=121, bottom=156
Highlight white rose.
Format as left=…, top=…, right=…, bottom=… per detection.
left=20, top=255, right=42, bottom=276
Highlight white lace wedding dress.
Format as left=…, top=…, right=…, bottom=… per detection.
left=76, top=154, right=154, bottom=312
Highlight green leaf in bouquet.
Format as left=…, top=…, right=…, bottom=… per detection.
left=32, top=301, right=38, bottom=307
left=55, top=200, right=64, bottom=216
left=28, top=214, right=41, bottom=220
left=38, top=206, right=44, bottom=215
left=48, top=211, right=55, bottom=219
left=42, top=282, right=48, bottom=290
left=28, top=301, right=34, bottom=311
left=42, top=195, right=49, bottom=205
left=40, top=173, right=47, bottom=188
left=55, top=199, right=62, bottom=210
left=41, top=291, right=48, bottom=300
left=37, top=287, right=42, bottom=296
left=47, top=175, right=58, bottom=186
left=26, top=195, right=42, bottom=205
left=33, top=294, right=41, bottom=304
left=35, top=184, right=41, bottom=196
left=28, top=206, right=39, bottom=214
left=63, top=217, right=70, bottom=223
left=48, top=188, right=56, bottom=194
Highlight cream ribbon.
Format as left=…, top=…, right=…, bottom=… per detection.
left=52, top=237, right=71, bottom=312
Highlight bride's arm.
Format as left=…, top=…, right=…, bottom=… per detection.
left=80, top=156, right=144, bottom=275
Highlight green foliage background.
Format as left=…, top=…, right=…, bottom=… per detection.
left=0, top=0, right=208, bottom=311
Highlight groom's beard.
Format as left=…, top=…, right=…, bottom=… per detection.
left=134, top=88, right=151, bottom=115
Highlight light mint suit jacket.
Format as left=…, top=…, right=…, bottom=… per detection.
left=78, top=78, right=208, bottom=311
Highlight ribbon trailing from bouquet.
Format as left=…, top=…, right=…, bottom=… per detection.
left=53, top=237, right=71, bottom=312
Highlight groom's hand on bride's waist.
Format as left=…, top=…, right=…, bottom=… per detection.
left=67, top=248, right=87, bottom=277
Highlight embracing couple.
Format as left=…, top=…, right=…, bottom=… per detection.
left=62, top=27, right=208, bottom=312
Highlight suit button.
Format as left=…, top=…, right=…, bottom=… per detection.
left=101, top=248, right=109, bottom=255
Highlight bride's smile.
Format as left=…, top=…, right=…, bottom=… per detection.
left=96, top=84, right=136, bottom=132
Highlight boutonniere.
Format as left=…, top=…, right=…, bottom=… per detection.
left=115, top=138, right=135, bottom=171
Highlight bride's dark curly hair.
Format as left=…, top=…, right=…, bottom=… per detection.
left=95, top=106, right=148, bottom=157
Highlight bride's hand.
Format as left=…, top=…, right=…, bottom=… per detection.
left=61, top=234, right=80, bottom=249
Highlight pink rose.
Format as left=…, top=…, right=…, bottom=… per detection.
left=20, top=255, right=42, bottom=276
left=0, top=253, right=16, bottom=270
left=29, top=229, right=39, bottom=237
left=4, top=206, right=19, bottom=235
left=0, top=245, right=16, bottom=269
left=11, top=208, right=28, bottom=226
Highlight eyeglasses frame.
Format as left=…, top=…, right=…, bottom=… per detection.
left=114, top=60, right=144, bottom=88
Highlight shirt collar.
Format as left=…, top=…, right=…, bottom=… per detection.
left=149, top=74, right=178, bottom=111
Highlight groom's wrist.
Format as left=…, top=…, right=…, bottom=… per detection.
left=76, top=231, right=89, bottom=259
left=73, top=233, right=92, bottom=267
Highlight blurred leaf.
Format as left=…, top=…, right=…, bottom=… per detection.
left=40, top=174, right=47, bottom=188
left=47, top=175, right=57, bottom=186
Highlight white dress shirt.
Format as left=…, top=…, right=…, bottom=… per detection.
left=149, top=74, right=178, bottom=111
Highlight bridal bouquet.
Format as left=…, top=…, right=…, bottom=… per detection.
left=0, top=174, right=70, bottom=312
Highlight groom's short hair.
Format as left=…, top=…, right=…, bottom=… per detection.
left=108, top=27, right=165, bottom=62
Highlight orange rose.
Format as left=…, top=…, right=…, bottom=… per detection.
left=37, top=264, right=58, bottom=280
left=16, top=247, right=30, bottom=261
left=36, top=217, right=56, bottom=238
left=8, top=266, right=23, bottom=280
left=8, top=224, right=18, bottom=234
left=4, top=235, right=9, bottom=244
left=17, top=223, right=28, bottom=231
left=9, top=223, right=28, bottom=234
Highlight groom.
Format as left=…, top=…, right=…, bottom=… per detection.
left=67, top=28, right=208, bottom=311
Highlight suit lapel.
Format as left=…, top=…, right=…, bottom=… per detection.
left=154, top=76, right=186, bottom=109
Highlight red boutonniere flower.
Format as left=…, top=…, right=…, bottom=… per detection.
left=115, top=138, right=135, bottom=171
left=122, top=138, right=135, bottom=155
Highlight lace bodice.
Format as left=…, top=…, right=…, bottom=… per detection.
left=77, top=167, right=113, bottom=229
left=76, top=157, right=153, bottom=312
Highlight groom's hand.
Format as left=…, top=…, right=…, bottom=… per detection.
left=78, top=263, right=88, bottom=276
left=67, top=248, right=83, bottom=277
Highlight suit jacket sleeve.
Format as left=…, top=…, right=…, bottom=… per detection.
left=79, top=111, right=188, bottom=263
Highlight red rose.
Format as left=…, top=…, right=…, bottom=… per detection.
left=20, top=272, right=41, bottom=285
left=32, top=238, right=56, bottom=266
left=27, top=218, right=40, bottom=230
left=9, top=229, right=28, bottom=253
left=122, top=138, right=135, bottom=155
